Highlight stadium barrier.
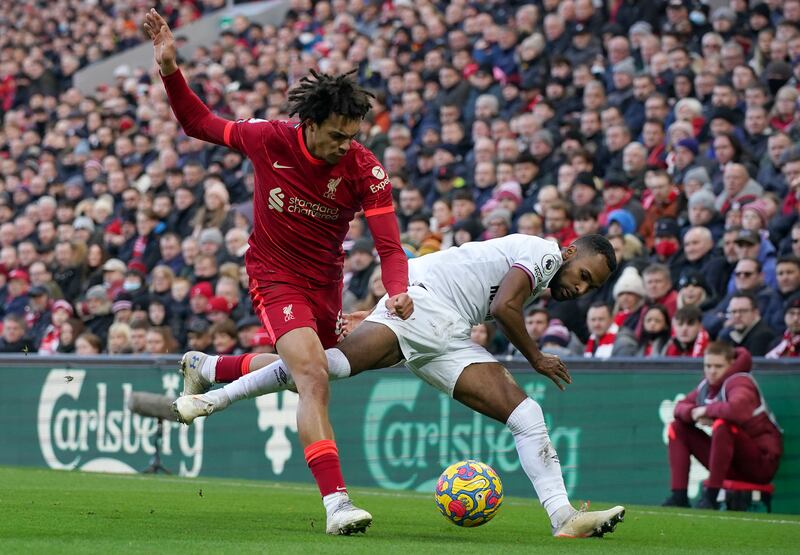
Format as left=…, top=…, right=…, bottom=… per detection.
left=2, top=356, right=797, bottom=513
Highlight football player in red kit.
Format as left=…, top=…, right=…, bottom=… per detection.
left=144, top=9, right=412, bottom=535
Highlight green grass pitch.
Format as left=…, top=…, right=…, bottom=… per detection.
left=0, top=467, right=798, bottom=554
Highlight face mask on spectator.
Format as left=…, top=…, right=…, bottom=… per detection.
left=123, top=280, right=141, bottom=291
left=655, top=241, right=679, bottom=258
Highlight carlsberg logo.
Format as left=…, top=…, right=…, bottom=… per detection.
left=363, top=379, right=580, bottom=493
left=37, top=369, right=203, bottom=476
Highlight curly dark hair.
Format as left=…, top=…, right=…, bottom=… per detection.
left=287, top=69, right=374, bottom=124
left=574, top=234, right=618, bottom=274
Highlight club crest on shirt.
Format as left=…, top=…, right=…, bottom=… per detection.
left=324, top=176, right=342, bottom=199
left=283, top=304, right=294, bottom=322
left=542, top=254, right=558, bottom=276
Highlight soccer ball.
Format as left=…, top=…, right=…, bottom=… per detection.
left=434, top=460, right=503, bottom=527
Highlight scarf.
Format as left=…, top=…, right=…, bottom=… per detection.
left=614, top=309, right=632, bottom=327
left=132, top=234, right=147, bottom=260
left=641, top=186, right=679, bottom=210
left=37, top=325, right=60, bottom=356
left=766, top=331, right=800, bottom=359
left=599, top=190, right=634, bottom=226
left=665, top=327, right=709, bottom=357
left=781, top=191, right=799, bottom=216
left=584, top=323, right=619, bottom=359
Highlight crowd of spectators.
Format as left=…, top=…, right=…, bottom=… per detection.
left=0, top=0, right=799, bottom=360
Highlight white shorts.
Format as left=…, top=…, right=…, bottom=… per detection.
left=365, top=285, right=497, bottom=396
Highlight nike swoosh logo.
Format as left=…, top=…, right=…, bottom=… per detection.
left=336, top=486, right=347, bottom=492
left=273, top=161, right=293, bottom=169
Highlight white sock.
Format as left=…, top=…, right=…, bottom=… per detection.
left=206, top=348, right=352, bottom=408
left=506, top=397, right=572, bottom=528
left=323, top=491, right=348, bottom=517
left=200, top=355, right=219, bottom=383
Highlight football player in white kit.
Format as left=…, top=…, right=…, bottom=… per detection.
left=175, top=234, right=625, bottom=538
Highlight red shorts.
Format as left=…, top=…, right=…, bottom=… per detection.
left=249, top=278, right=343, bottom=349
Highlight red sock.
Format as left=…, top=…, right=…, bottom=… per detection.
left=305, top=439, right=346, bottom=497
left=214, top=354, right=257, bottom=382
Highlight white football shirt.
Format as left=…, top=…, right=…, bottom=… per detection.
left=407, top=234, right=563, bottom=326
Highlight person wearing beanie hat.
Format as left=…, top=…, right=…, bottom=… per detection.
left=613, top=266, right=646, bottom=300
left=540, top=320, right=573, bottom=358
left=483, top=208, right=513, bottom=240
left=612, top=266, right=646, bottom=328
left=4, top=269, right=31, bottom=317
left=677, top=271, right=715, bottom=311
left=676, top=138, right=699, bottom=157
left=687, top=190, right=725, bottom=242
left=741, top=199, right=769, bottom=231
left=749, top=3, right=772, bottom=33
left=683, top=166, right=712, bottom=195
left=606, top=209, right=637, bottom=236
left=36, top=299, right=75, bottom=355
left=494, top=181, right=523, bottom=205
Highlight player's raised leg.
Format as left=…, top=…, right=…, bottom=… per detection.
left=174, top=322, right=403, bottom=422
left=452, top=362, right=625, bottom=538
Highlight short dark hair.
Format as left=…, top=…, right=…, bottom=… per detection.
left=588, top=301, right=612, bottom=315
left=730, top=290, right=757, bottom=309
left=400, top=186, right=423, bottom=198
left=575, top=205, right=600, bottom=221
left=574, top=234, right=618, bottom=274
left=738, top=257, right=762, bottom=273
left=3, top=313, right=26, bottom=328
left=288, top=69, right=374, bottom=124
left=705, top=340, right=735, bottom=361
left=777, top=255, right=800, bottom=270
left=451, top=189, right=474, bottom=203
left=408, top=214, right=430, bottom=227
left=673, top=305, right=702, bottom=324
left=524, top=306, right=549, bottom=320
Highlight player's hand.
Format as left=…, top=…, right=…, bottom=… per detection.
left=386, top=293, right=413, bottom=320
left=691, top=406, right=708, bottom=422
left=143, top=8, right=178, bottom=75
left=341, top=311, right=370, bottom=337
left=532, top=353, right=571, bottom=391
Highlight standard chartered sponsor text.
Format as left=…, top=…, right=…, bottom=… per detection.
left=288, top=196, right=340, bottom=220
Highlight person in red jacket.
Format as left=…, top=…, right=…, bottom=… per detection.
left=663, top=342, right=783, bottom=509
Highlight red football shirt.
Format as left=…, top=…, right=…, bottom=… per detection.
left=161, top=70, right=408, bottom=295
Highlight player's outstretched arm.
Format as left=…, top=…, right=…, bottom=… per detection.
left=143, top=9, right=237, bottom=148
left=490, top=268, right=571, bottom=390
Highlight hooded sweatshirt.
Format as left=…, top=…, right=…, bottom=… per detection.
left=674, top=348, right=782, bottom=460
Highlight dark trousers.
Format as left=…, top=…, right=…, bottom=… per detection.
left=668, top=419, right=778, bottom=489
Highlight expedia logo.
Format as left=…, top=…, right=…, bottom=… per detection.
left=371, top=166, right=386, bottom=179
left=370, top=176, right=391, bottom=194
left=268, top=187, right=285, bottom=212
